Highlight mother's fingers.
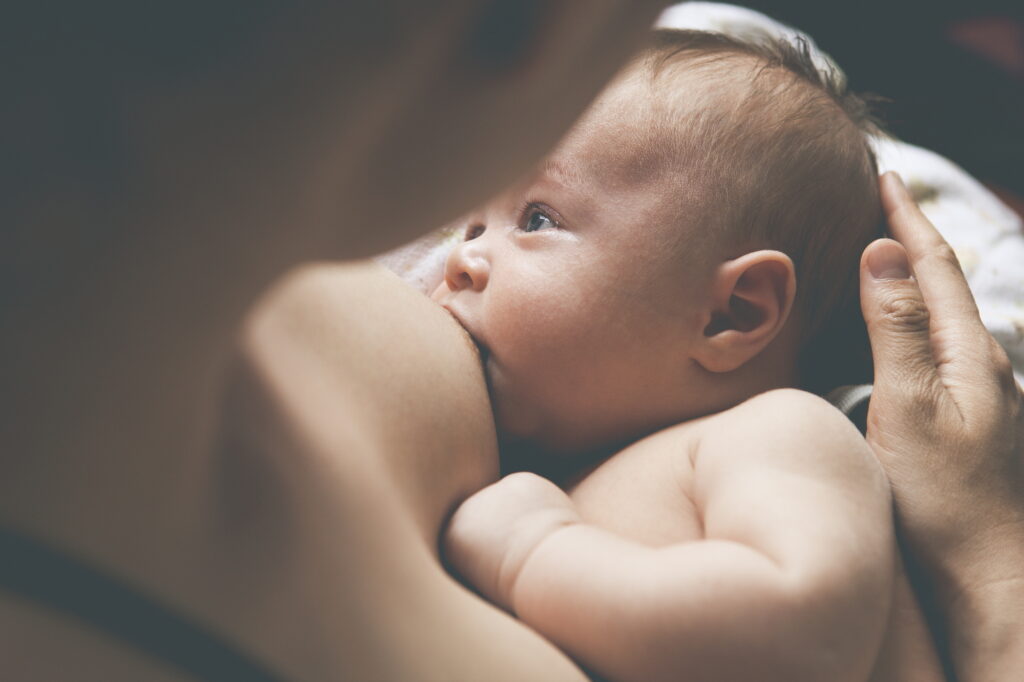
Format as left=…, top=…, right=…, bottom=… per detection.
left=860, top=239, right=942, bottom=406
left=879, top=172, right=985, bottom=332
left=869, top=173, right=1014, bottom=420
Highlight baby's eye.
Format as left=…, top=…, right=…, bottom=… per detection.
left=523, top=209, right=555, bottom=233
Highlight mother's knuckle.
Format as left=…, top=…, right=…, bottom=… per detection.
left=908, top=383, right=942, bottom=423
left=986, top=340, right=1019, bottom=396
left=926, top=242, right=962, bottom=272
left=879, top=292, right=931, bottom=332
left=991, top=339, right=1013, bottom=374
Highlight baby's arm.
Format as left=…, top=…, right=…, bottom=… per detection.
left=444, top=389, right=895, bottom=682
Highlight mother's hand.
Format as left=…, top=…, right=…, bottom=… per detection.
left=859, top=171, right=1024, bottom=681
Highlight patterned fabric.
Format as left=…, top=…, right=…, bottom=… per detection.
left=378, top=2, right=1024, bottom=386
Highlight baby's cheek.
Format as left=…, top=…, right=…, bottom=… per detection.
left=486, top=340, right=569, bottom=440
left=500, top=334, right=593, bottom=416
left=486, top=280, right=596, bottom=420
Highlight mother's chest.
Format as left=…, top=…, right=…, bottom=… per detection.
left=566, top=428, right=705, bottom=547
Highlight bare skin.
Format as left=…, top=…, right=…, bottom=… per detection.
left=431, top=64, right=945, bottom=681
left=860, top=173, right=1024, bottom=682
left=2, top=1, right=1021, bottom=679
left=445, top=391, right=901, bottom=682
left=0, top=1, right=668, bottom=679
left=445, top=390, right=947, bottom=682
left=2, top=262, right=593, bottom=681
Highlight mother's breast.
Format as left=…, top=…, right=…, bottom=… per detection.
left=213, top=261, right=586, bottom=681
left=231, top=261, right=500, bottom=552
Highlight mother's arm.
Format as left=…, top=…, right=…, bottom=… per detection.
left=860, top=172, right=1024, bottom=682
left=221, top=261, right=590, bottom=681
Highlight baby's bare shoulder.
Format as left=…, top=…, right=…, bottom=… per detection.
left=696, top=388, right=885, bottom=490
left=721, top=387, right=852, bottom=428
left=693, top=389, right=893, bottom=590
left=581, top=389, right=862, bottom=491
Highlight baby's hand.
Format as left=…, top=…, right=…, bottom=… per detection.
left=443, top=472, right=580, bottom=612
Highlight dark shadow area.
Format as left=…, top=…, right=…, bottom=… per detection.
left=745, top=0, right=1024, bottom=201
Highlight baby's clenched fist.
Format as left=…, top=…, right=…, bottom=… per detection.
left=442, top=472, right=581, bottom=612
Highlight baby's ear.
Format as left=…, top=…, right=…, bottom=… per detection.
left=692, top=250, right=796, bottom=373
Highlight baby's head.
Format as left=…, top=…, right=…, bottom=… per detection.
left=433, top=29, right=883, bottom=454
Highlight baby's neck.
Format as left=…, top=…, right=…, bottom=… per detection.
left=498, top=436, right=624, bottom=487
left=498, top=326, right=805, bottom=485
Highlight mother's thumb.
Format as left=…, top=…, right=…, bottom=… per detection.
left=860, top=239, right=935, bottom=389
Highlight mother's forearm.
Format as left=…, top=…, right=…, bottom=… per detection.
left=938, top=528, right=1024, bottom=682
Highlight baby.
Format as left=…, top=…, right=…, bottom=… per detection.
left=433, top=30, right=941, bottom=682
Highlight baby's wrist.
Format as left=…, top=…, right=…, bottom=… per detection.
left=498, top=509, right=579, bottom=613
left=444, top=472, right=580, bottom=612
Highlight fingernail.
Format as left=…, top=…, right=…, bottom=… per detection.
left=884, top=171, right=910, bottom=198
left=867, top=239, right=910, bottom=280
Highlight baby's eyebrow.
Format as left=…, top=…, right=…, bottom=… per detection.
left=539, top=159, right=586, bottom=190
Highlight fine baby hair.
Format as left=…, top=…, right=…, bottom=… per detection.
left=636, top=28, right=887, bottom=394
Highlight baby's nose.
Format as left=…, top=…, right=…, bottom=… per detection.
left=444, top=225, right=490, bottom=292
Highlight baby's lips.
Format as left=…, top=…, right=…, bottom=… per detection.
left=440, top=303, right=490, bottom=364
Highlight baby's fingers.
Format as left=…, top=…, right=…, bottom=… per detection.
left=442, top=473, right=579, bottom=612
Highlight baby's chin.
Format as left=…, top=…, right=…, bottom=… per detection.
left=489, top=382, right=559, bottom=448
left=492, top=397, right=618, bottom=459
left=495, top=423, right=624, bottom=484
left=487, top=369, right=635, bottom=459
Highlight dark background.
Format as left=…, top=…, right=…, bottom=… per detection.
left=746, top=0, right=1024, bottom=219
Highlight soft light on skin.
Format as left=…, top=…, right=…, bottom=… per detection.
left=432, top=71, right=802, bottom=455
left=431, top=151, right=710, bottom=452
